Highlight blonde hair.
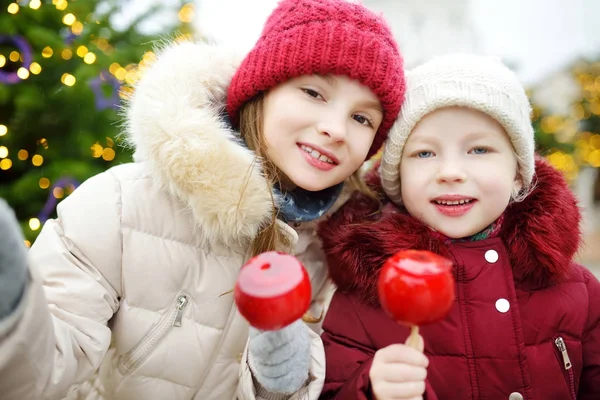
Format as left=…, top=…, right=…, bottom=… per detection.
left=238, top=94, right=379, bottom=256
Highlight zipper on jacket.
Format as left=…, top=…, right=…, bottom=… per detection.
left=173, top=295, right=189, bottom=327
left=119, top=294, right=189, bottom=375
left=554, top=337, right=576, bottom=399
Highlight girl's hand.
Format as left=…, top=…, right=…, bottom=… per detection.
left=369, top=334, right=429, bottom=400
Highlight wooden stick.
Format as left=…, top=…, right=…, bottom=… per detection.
left=406, top=325, right=421, bottom=350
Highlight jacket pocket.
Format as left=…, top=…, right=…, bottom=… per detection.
left=554, top=336, right=577, bottom=400
left=118, top=293, right=190, bottom=375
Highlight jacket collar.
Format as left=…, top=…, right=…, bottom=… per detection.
left=318, top=157, right=582, bottom=304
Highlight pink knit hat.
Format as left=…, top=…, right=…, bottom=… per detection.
left=226, top=0, right=405, bottom=159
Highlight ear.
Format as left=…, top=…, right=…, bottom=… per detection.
left=511, top=173, right=524, bottom=200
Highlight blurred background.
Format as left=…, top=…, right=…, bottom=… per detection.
left=0, top=0, right=598, bottom=275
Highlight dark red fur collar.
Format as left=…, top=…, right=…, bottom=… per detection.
left=318, top=157, right=582, bottom=305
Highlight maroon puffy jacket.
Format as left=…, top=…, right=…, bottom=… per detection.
left=318, top=158, right=600, bottom=400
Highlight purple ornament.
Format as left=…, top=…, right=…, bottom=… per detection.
left=38, top=177, right=80, bottom=223
left=89, top=70, right=121, bottom=110
left=0, top=35, right=33, bottom=84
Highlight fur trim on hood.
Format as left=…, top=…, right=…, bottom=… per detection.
left=123, top=41, right=273, bottom=247
left=318, top=157, right=583, bottom=304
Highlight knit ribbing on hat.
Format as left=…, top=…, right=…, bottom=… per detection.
left=380, top=54, right=535, bottom=205
left=226, top=0, right=405, bottom=159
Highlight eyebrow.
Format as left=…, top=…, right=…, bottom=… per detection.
left=317, top=74, right=382, bottom=112
left=317, top=74, right=335, bottom=86
left=361, top=100, right=383, bottom=113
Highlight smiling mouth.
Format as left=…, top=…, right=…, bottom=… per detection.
left=299, top=144, right=336, bottom=164
left=432, top=199, right=474, bottom=206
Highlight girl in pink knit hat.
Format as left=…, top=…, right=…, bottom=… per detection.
left=318, top=54, right=600, bottom=399
left=0, top=0, right=405, bottom=399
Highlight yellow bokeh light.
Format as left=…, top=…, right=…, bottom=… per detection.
left=0, top=146, right=8, bottom=158
left=32, top=154, right=44, bottom=166
left=29, top=218, right=41, bottom=231
left=61, top=73, right=76, bottom=86
left=9, top=51, right=20, bottom=62
left=53, top=187, right=64, bottom=199
left=17, top=149, right=28, bottom=160
left=24, top=240, right=31, bottom=248
left=17, top=67, right=30, bottom=80
left=0, top=125, right=7, bottom=136
left=0, top=159, right=11, bottom=170
left=63, top=13, right=76, bottom=26
left=76, top=45, right=88, bottom=57
left=589, top=150, right=600, bottom=168
left=83, top=52, right=96, bottom=64
left=61, top=48, right=73, bottom=60
left=102, top=147, right=116, bottom=161
left=125, top=70, right=139, bottom=85
left=178, top=4, right=195, bottom=23
left=71, top=21, right=83, bottom=35
left=38, top=137, right=48, bottom=149
left=29, top=62, right=42, bottom=75
left=109, top=62, right=121, bottom=75
left=55, top=0, right=68, bottom=11
left=0, top=55, right=6, bottom=68
left=29, top=0, right=41, bottom=9
left=42, top=46, right=53, bottom=58
left=91, top=143, right=103, bottom=158
left=114, top=67, right=127, bottom=81
left=96, top=38, right=109, bottom=51
left=590, top=134, right=600, bottom=150
left=39, top=177, right=50, bottom=189
left=7, top=3, right=19, bottom=14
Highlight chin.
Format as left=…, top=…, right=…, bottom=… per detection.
left=291, top=177, right=336, bottom=192
left=436, top=226, right=478, bottom=240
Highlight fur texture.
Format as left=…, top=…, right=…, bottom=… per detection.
left=318, top=157, right=582, bottom=305
left=123, top=41, right=274, bottom=246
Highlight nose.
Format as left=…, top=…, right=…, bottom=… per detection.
left=436, top=156, right=467, bottom=184
left=316, top=110, right=347, bottom=142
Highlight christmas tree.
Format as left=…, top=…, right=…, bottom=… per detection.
left=0, top=0, right=195, bottom=243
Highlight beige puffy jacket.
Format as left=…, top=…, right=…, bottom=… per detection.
left=0, top=42, right=344, bottom=400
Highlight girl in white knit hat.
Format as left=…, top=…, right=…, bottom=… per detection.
left=316, top=54, right=600, bottom=400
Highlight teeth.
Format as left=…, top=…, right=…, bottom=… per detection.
left=435, top=199, right=472, bottom=205
left=301, top=145, right=335, bottom=164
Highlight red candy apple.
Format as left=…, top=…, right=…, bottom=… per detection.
left=378, top=250, right=455, bottom=348
left=235, top=251, right=312, bottom=330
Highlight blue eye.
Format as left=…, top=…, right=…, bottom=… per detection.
left=471, top=147, right=489, bottom=155
left=416, top=151, right=433, bottom=158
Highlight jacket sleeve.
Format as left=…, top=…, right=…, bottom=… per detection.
left=578, top=268, right=600, bottom=399
left=0, top=170, right=123, bottom=400
left=319, top=291, right=376, bottom=399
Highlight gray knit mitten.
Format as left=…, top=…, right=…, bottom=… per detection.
left=248, top=319, right=311, bottom=394
left=0, top=199, right=28, bottom=320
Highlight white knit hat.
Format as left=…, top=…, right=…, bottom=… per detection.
left=380, top=54, right=535, bottom=206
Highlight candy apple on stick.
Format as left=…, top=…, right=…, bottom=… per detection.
left=235, top=251, right=312, bottom=330
left=378, top=250, right=455, bottom=349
